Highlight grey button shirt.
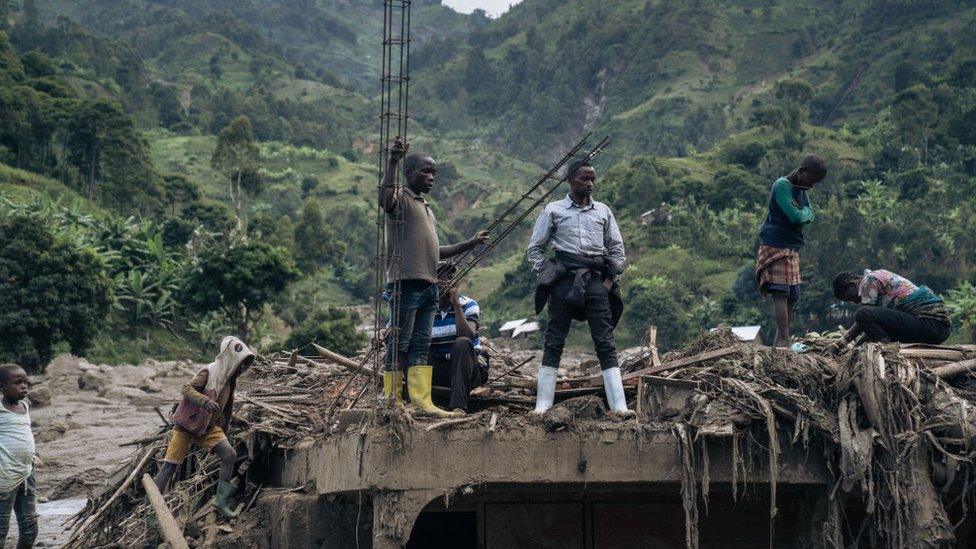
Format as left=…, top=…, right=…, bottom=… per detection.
left=526, top=194, right=626, bottom=274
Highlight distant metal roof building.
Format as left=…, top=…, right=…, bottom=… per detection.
left=499, top=318, right=528, bottom=337
left=511, top=321, right=540, bottom=339
left=711, top=325, right=762, bottom=344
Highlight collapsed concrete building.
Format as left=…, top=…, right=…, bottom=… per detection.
left=65, top=330, right=976, bottom=548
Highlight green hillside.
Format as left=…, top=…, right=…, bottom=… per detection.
left=410, top=0, right=976, bottom=162
left=33, top=0, right=484, bottom=92
left=1, top=0, right=976, bottom=371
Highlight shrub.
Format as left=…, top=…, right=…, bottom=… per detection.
left=283, top=308, right=365, bottom=357
left=0, top=213, right=113, bottom=371
left=182, top=239, right=298, bottom=338
left=624, top=276, right=690, bottom=351
left=723, top=139, right=767, bottom=168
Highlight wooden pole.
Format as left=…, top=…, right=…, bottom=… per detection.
left=312, top=343, right=366, bottom=373
left=931, top=358, right=976, bottom=379
left=140, top=473, right=191, bottom=549
left=486, top=356, right=535, bottom=385
left=64, top=446, right=156, bottom=547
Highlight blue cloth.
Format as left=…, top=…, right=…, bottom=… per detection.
left=759, top=178, right=813, bottom=251
left=899, top=286, right=942, bottom=309
left=430, top=296, right=482, bottom=357
left=383, top=280, right=439, bottom=370
left=763, top=282, right=801, bottom=303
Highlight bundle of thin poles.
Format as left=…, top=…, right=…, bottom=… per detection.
left=447, top=134, right=611, bottom=287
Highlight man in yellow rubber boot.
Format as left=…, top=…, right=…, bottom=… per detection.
left=379, top=136, right=488, bottom=417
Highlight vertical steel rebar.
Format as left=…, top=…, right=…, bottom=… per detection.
left=374, top=1, right=411, bottom=402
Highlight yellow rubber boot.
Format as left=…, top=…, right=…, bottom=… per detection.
left=382, top=370, right=404, bottom=403
left=407, top=366, right=459, bottom=418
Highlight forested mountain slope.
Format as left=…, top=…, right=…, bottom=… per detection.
left=410, top=0, right=976, bottom=162
left=1, top=0, right=975, bottom=369
left=33, top=0, right=483, bottom=92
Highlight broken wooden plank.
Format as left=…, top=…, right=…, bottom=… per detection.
left=141, top=473, right=190, bottom=549
left=647, top=325, right=662, bottom=369
left=554, top=386, right=604, bottom=397
left=622, top=346, right=739, bottom=381
left=489, top=378, right=535, bottom=389
left=898, top=348, right=966, bottom=361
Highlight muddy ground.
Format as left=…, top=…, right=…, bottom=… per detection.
left=26, top=354, right=193, bottom=547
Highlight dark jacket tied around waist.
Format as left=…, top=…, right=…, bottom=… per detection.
left=535, top=251, right=624, bottom=327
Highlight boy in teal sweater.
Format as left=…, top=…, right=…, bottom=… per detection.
left=755, top=155, right=827, bottom=347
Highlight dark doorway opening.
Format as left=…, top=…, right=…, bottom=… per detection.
left=407, top=510, right=478, bottom=548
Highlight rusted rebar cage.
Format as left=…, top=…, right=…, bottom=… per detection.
left=373, top=0, right=411, bottom=399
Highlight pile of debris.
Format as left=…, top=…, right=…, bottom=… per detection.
left=63, top=329, right=976, bottom=548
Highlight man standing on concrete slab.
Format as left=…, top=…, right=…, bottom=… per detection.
left=428, top=263, right=488, bottom=414
left=527, top=159, right=633, bottom=417
left=380, top=136, right=488, bottom=418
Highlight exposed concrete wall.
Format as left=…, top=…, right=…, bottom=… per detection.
left=260, top=423, right=832, bottom=548
left=269, top=424, right=830, bottom=495
left=240, top=491, right=373, bottom=549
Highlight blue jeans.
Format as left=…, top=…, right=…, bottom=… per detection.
left=0, top=474, right=38, bottom=548
left=384, top=280, right=439, bottom=370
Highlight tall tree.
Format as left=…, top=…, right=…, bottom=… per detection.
left=293, top=197, right=345, bottom=271
left=211, top=115, right=259, bottom=232
left=182, top=239, right=298, bottom=339
left=162, top=174, right=200, bottom=216
left=0, top=212, right=113, bottom=371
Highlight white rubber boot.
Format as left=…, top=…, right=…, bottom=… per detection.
left=532, top=366, right=557, bottom=414
left=602, top=367, right=636, bottom=417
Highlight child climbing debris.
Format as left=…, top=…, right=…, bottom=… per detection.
left=153, top=337, right=254, bottom=519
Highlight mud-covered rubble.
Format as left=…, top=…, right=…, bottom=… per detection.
left=62, top=330, right=976, bottom=548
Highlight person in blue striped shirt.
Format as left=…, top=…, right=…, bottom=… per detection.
left=429, top=263, right=489, bottom=413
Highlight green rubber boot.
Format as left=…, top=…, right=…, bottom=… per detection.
left=213, top=480, right=239, bottom=519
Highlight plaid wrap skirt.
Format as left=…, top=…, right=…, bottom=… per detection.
left=755, top=244, right=800, bottom=300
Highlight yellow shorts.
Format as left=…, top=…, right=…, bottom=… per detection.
left=163, top=426, right=227, bottom=464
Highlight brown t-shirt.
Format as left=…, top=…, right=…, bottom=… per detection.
left=386, top=187, right=439, bottom=283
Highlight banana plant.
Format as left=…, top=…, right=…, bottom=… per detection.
left=946, top=282, right=976, bottom=343
left=145, top=288, right=177, bottom=331
left=114, top=270, right=160, bottom=331
left=187, top=313, right=233, bottom=353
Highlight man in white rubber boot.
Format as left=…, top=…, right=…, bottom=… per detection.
left=527, top=159, right=634, bottom=417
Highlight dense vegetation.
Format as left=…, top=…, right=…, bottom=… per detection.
left=1, top=0, right=975, bottom=369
